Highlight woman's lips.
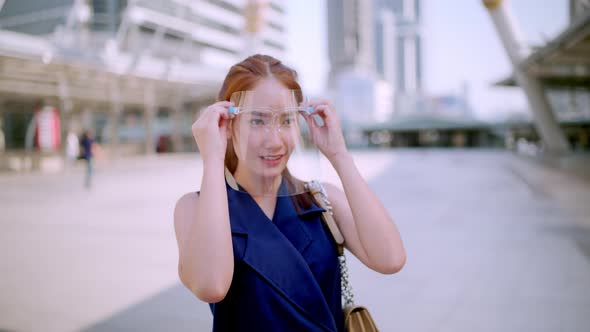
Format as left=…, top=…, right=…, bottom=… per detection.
left=260, top=154, right=283, bottom=167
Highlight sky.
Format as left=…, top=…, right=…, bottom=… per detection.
left=284, top=0, right=569, bottom=120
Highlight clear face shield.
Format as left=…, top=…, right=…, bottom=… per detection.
left=226, top=89, right=323, bottom=197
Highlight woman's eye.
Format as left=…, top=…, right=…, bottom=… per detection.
left=250, top=119, right=265, bottom=126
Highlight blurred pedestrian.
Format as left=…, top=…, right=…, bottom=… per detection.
left=80, top=129, right=101, bottom=189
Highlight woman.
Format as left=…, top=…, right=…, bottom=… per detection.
left=174, top=54, right=405, bottom=331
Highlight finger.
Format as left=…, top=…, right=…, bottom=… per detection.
left=313, top=103, right=334, bottom=113
left=308, top=102, right=335, bottom=120
left=219, top=109, right=232, bottom=120
left=303, top=113, right=317, bottom=130
left=315, top=104, right=340, bottom=121
left=300, top=111, right=312, bottom=122
left=307, top=99, right=334, bottom=109
left=218, top=107, right=237, bottom=126
left=311, top=105, right=330, bottom=122
left=219, top=102, right=237, bottom=119
left=219, top=116, right=229, bottom=132
left=208, top=105, right=234, bottom=122
left=312, top=104, right=328, bottom=114
left=311, top=114, right=326, bottom=131
left=214, top=101, right=234, bottom=107
left=205, top=101, right=233, bottom=114
left=301, top=110, right=320, bottom=128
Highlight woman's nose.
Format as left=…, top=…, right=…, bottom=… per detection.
left=263, top=126, right=283, bottom=147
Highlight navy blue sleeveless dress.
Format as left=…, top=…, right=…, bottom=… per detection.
left=208, top=180, right=344, bottom=331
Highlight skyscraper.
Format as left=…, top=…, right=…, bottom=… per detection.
left=326, top=0, right=423, bottom=128
left=328, top=0, right=422, bottom=92
left=327, top=0, right=375, bottom=84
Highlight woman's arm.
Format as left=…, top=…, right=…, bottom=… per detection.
left=174, top=101, right=236, bottom=303
left=325, top=153, right=406, bottom=274
left=304, top=99, right=405, bottom=274
left=174, top=160, right=234, bottom=303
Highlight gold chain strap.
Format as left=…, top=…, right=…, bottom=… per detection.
left=305, top=180, right=355, bottom=307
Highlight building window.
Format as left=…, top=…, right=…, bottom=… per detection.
left=199, top=16, right=241, bottom=35
left=205, top=0, right=241, bottom=14
left=263, top=39, right=285, bottom=51
left=268, top=22, right=284, bottom=32
left=269, top=2, right=285, bottom=14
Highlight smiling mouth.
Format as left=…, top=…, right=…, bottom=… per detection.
left=260, top=154, right=283, bottom=161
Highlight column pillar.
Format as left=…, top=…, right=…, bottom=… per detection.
left=144, top=83, right=156, bottom=155
left=109, top=78, right=122, bottom=158
left=171, top=93, right=184, bottom=153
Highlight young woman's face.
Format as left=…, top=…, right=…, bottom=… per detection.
left=231, top=79, right=300, bottom=178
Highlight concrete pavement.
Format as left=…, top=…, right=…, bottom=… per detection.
left=1, top=149, right=589, bottom=332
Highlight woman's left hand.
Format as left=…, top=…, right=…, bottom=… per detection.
left=304, top=100, right=348, bottom=162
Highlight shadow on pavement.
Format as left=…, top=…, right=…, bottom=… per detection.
left=80, top=284, right=212, bottom=332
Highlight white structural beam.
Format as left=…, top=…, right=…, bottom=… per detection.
left=128, top=5, right=242, bottom=52
left=483, top=0, right=570, bottom=154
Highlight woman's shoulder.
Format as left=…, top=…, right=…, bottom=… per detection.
left=174, top=192, right=200, bottom=222
left=175, top=191, right=200, bottom=206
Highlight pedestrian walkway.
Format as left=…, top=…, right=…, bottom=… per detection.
left=1, top=149, right=589, bottom=332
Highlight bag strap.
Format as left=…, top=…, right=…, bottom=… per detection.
left=305, top=180, right=344, bottom=255
left=305, top=180, right=355, bottom=307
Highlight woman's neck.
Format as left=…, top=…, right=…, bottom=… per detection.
left=233, top=165, right=282, bottom=197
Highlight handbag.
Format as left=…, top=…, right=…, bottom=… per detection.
left=305, top=180, right=379, bottom=332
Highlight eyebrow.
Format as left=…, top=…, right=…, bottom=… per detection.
left=251, top=111, right=273, bottom=117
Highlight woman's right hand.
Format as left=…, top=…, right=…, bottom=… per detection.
left=192, top=101, right=234, bottom=164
